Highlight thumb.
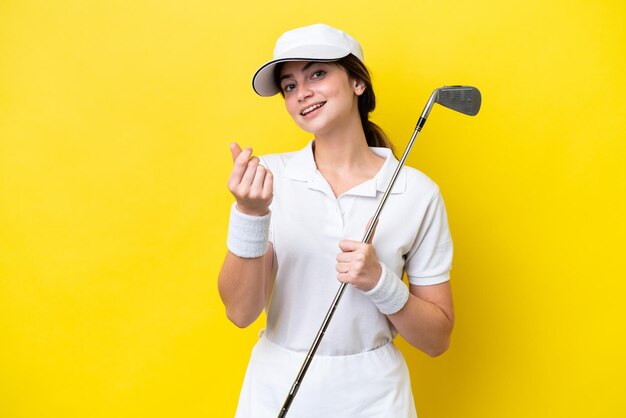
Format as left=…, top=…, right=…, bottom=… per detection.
left=230, top=142, right=243, bottom=163
left=338, top=239, right=362, bottom=252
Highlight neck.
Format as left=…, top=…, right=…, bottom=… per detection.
left=310, top=114, right=385, bottom=197
left=312, top=113, right=371, bottom=171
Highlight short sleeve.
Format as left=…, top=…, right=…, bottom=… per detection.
left=405, top=191, right=453, bottom=285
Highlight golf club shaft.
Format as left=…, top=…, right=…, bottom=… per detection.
left=277, top=95, right=436, bottom=418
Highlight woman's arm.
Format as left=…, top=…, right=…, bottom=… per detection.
left=218, top=143, right=274, bottom=328
left=387, top=282, right=454, bottom=357
left=336, top=240, right=454, bottom=357
left=218, top=244, right=274, bottom=328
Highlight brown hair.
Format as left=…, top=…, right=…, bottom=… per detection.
left=274, top=55, right=395, bottom=153
left=335, top=54, right=394, bottom=152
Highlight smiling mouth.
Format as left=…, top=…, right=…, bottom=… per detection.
left=300, top=102, right=326, bottom=116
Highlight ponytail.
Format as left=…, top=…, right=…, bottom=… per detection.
left=338, top=55, right=395, bottom=155
left=361, top=111, right=392, bottom=150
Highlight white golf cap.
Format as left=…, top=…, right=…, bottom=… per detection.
left=252, top=23, right=364, bottom=97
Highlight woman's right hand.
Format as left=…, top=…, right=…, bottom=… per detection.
left=228, top=143, right=273, bottom=216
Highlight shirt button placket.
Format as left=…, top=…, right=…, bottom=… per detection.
left=323, top=197, right=343, bottom=237
left=336, top=197, right=346, bottom=230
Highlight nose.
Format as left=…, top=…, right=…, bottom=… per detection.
left=297, top=84, right=313, bottom=102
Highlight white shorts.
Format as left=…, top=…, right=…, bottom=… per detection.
left=235, top=334, right=418, bottom=418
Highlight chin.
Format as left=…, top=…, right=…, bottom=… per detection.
left=294, top=120, right=321, bottom=135
left=296, top=117, right=337, bottom=136
left=296, top=123, right=316, bottom=134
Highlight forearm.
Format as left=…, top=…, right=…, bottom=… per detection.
left=218, top=249, right=271, bottom=328
left=387, top=286, right=454, bottom=357
left=220, top=143, right=275, bottom=328
left=336, top=242, right=454, bottom=356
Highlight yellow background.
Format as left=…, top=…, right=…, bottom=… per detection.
left=1, top=0, right=625, bottom=417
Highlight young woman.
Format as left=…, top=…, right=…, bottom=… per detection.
left=219, top=23, right=454, bottom=417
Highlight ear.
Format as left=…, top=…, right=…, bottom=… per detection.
left=353, top=79, right=366, bottom=96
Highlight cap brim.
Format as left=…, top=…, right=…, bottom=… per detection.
left=252, top=45, right=353, bottom=96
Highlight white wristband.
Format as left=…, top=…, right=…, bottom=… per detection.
left=362, top=262, right=409, bottom=315
left=226, top=203, right=271, bottom=258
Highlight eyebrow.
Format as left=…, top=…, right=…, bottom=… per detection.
left=279, top=61, right=320, bottom=83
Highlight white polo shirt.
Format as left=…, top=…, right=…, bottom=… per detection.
left=260, top=141, right=452, bottom=356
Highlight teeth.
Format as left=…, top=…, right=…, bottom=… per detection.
left=301, top=103, right=324, bottom=115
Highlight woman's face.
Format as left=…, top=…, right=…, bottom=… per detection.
left=278, top=61, right=364, bottom=136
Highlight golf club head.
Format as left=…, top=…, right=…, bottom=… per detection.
left=436, top=86, right=481, bottom=116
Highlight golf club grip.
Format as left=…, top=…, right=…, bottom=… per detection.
left=277, top=126, right=423, bottom=417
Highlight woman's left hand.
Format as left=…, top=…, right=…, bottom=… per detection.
left=336, top=240, right=382, bottom=291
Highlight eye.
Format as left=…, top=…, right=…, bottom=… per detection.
left=311, top=70, right=326, bottom=80
left=281, top=82, right=296, bottom=93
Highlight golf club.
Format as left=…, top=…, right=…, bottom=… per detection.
left=277, top=85, right=482, bottom=418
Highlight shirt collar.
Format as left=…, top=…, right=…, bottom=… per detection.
left=284, top=140, right=407, bottom=197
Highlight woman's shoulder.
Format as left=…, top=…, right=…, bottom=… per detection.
left=258, top=142, right=314, bottom=176
left=401, top=165, right=441, bottom=197
left=258, top=150, right=299, bottom=170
